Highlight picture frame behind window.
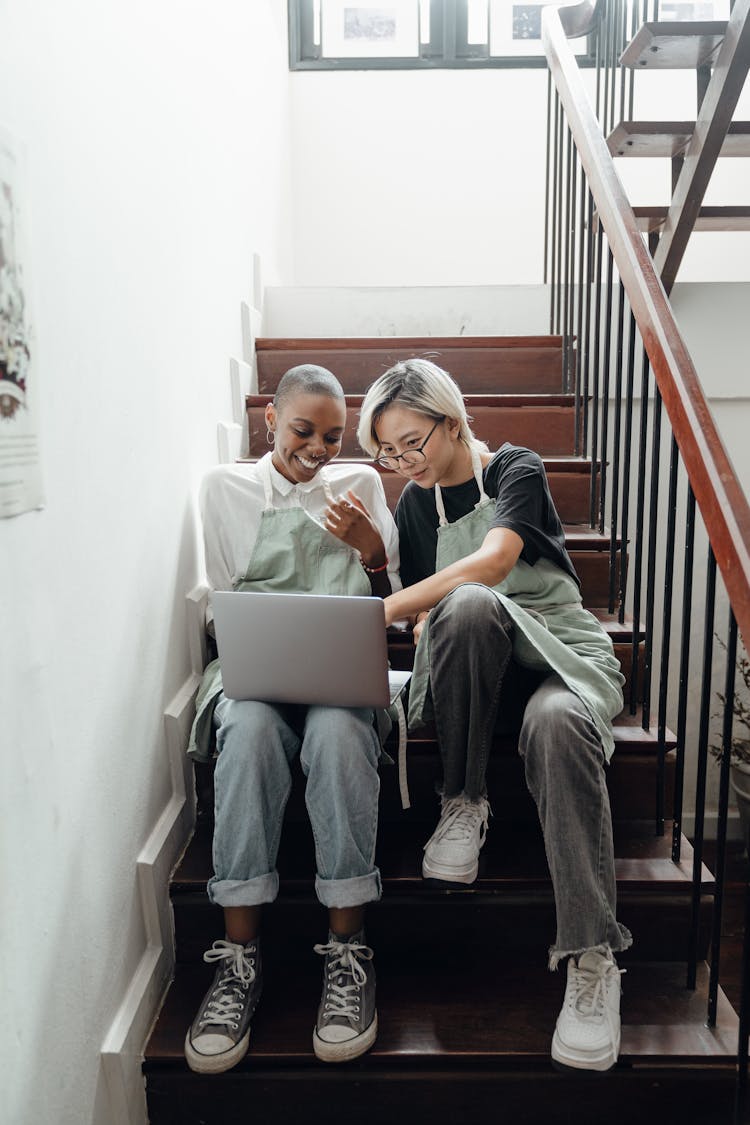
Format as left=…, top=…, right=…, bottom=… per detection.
left=321, top=1, right=421, bottom=58
left=288, top=0, right=598, bottom=70
left=488, top=0, right=591, bottom=59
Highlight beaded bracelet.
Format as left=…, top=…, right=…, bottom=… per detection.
left=360, top=555, right=389, bottom=575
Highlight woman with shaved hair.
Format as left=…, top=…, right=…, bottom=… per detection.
left=185, top=365, right=400, bottom=1073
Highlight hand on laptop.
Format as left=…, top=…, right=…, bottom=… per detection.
left=324, top=490, right=387, bottom=571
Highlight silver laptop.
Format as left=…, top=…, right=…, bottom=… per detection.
left=211, top=590, right=410, bottom=709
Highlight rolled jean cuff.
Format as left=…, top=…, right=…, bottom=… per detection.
left=315, top=868, right=382, bottom=909
left=207, top=870, right=279, bottom=908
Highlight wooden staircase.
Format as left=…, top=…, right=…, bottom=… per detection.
left=143, top=336, right=740, bottom=1124
left=606, top=2, right=750, bottom=284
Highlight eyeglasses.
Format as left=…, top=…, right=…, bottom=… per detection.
left=376, top=417, right=444, bottom=470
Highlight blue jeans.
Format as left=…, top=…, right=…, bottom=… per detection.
left=428, top=583, right=633, bottom=967
left=208, top=696, right=382, bottom=910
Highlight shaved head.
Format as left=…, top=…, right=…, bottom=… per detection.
left=273, top=365, right=344, bottom=410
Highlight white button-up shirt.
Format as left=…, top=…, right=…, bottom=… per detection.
left=201, top=452, right=401, bottom=592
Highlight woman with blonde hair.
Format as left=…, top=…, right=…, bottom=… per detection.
left=358, top=358, right=630, bottom=1074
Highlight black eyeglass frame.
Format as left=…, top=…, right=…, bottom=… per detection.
left=375, top=417, right=444, bottom=470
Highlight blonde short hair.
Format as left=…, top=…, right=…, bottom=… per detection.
left=357, top=358, right=488, bottom=458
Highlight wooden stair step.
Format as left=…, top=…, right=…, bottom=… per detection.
left=176, top=805, right=703, bottom=962
left=609, top=709, right=677, bottom=750
left=590, top=608, right=644, bottom=642
left=631, top=205, right=750, bottom=233
left=388, top=608, right=643, bottom=695
left=386, top=612, right=647, bottom=657
left=619, top=21, right=727, bottom=69
left=146, top=1065, right=735, bottom=1125
left=255, top=335, right=566, bottom=395
left=144, top=962, right=736, bottom=1078
left=386, top=610, right=643, bottom=654
left=246, top=395, right=582, bottom=458
left=608, top=120, right=750, bottom=158
left=170, top=813, right=712, bottom=971
left=557, top=523, right=618, bottom=550
left=173, top=820, right=711, bottom=897
left=371, top=710, right=675, bottom=755
left=193, top=715, right=677, bottom=827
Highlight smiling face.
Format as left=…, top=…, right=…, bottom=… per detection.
left=374, top=404, right=473, bottom=488
left=266, top=391, right=346, bottom=484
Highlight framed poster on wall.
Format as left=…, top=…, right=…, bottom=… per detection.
left=0, top=126, right=43, bottom=518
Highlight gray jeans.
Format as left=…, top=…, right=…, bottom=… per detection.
left=428, top=583, right=633, bottom=966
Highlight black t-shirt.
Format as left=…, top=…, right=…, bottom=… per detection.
left=394, top=444, right=579, bottom=589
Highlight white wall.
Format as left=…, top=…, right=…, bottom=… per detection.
left=264, top=283, right=551, bottom=335
left=289, top=65, right=750, bottom=287
left=289, top=68, right=551, bottom=286
left=0, top=3, right=292, bottom=1123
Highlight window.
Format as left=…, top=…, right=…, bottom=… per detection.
left=288, top=0, right=596, bottom=70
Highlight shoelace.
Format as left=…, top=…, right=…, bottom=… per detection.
left=429, top=796, right=490, bottom=845
left=568, top=958, right=625, bottom=1052
left=313, top=939, right=373, bottom=1020
left=198, top=940, right=257, bottom=1030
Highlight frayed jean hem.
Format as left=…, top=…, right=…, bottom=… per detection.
left=207, top=871, right=279, bottom=908
left=315, top=868, right=382, bottom=909
left=548, top=925, right=634, bottom=971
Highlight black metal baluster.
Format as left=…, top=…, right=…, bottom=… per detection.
left=582, top=188, right=595, bottom=459
left=708, top=609, right=738, bottom=1026
left=550, top=93, right=561, bottom=334
left=734, top=875, right=750, bottom=1123
left=562, top=128, right=573, bottom=390
left=555, top=98, right=564, bottom=336
left=619, top=0, right=628, bottom=124
left=544, top=70, right=552, bottom=287
left=628, top=347, right=651, bottom=713
left=655, top=435, right=679, bottom=836
left=595, top=0, right=604, bottom=119
left=618, top=311, right=637, bottom=625
left=628, top=0, right=638, bottom=121
left=566, top=143, right=578, bottom=398
left=608, top=280, right=626, bottom=613
left=598, top=245, right=615, bottom=534
left=589, top=225, right=604, bottom=527
left=687, top=549, right=717, bottom=991
left=641, top=387, right=663, bottom=733
left=601, top=0, right=611, bottom=131
left=609, top=0, right=620, bottom=135
left=574, top=154, right=586, bottom=452
left=672, top=485, right=696, bottom=864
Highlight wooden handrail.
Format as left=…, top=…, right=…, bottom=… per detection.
left=557, top=0, right=603, bottom=39
left=542, top=5, right=750, bottom=648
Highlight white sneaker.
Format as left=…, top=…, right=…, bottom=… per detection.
left=551, top=950, right=624, bottom=1072
left=422, top=795, right=490, bottom=884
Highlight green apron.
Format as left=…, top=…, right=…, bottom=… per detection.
left=188, top=456, right=375, bottom=762
left=407, top=448, right=624, bottom=762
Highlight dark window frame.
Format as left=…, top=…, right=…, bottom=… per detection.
left=288, top=0, right=596, bottom=71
